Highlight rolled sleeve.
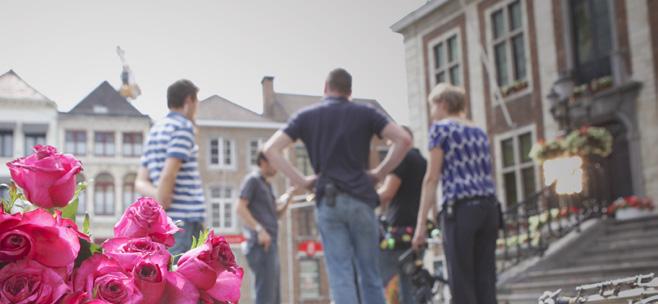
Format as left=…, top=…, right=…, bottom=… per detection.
left=239, top=176, right=258, bottom=204
left=283, top=112, right=304, bottom=141
left=428, top=124, right=449, bottom=151
left=369, top=108, right=389, bottom=138
left=167, top=127, right=194, bottom=161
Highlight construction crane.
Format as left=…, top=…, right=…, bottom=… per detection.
left=116, top=46, right=142, bottom=100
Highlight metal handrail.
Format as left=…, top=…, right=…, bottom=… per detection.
left=496, top=160, right=609, bottom=273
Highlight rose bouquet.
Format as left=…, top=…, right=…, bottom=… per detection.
left=0, top=145, right=242, bottom=303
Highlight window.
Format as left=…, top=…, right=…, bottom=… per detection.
left=94, top=132, right=115, bottom=156
left=299, top=259, right=321, bottom=299
left=497, top=129, right=537, bottom=206
left=24, top=133, right=46, bottom=155
left=295, top=145, right=313, bottom=176
left=76, top=175, right=87, bottom=215
left=490, top=0, right=527, bottom=88
left=209, top=186, right=235, bottom=230
left=570, top=0, right=613, bottom=84
left=94, top=173, right=115, bottom=216
left=65, top=130, right=87, bottom=156
left=208, top=138, right=236, bottom=170
left=248, top=139, right=264, bottom=167
left=122, top=133, right=143, bottom=157
left=0, top=130, right=13, bottom=157
left=123, top=173, right=138, bottom=211
left=429, top=32, right=462, bottom=86
left=222, top=139, right=234, bottom=167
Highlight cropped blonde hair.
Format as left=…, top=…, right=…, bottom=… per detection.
left=428, top=83, right=466, bottom=114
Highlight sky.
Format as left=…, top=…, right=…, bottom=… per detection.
left=0, top=0, right=427, bottom=124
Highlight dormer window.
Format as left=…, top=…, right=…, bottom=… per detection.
left=93, top=105, right=108, bottom=114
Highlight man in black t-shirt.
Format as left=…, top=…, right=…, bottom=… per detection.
left=377, top=126, right=427, bottom=304
left=264, top=68, right=412, bottom=304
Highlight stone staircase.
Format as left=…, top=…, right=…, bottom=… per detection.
left=497, top=214, right=658, bottom=304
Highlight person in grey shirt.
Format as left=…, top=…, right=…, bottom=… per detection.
left=236, top=151, right=294, bottom=304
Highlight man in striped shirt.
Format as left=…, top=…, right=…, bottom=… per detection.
left=136, top=79, right=205, bottom=255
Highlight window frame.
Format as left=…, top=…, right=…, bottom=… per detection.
left=122, top=132, right=143, bottom=157
left=24, top=133, right=46, bottom=156
left=427, top=28, right=463, bottom=87
left=0, top=130, right=14, bottom=158
left=93, top=174, right=115, bottom=216
left=493, top=124, right=540, bottom=208
left=94, top=131, right=116, bottom=157
left=247, top=138, right=265, bottom=168
left=65, top=130, right=87, bottom=156
left=485, top=0, right=533, bottom=102
left=208, top=185, right=237, bottom=232
left=208, top=137, right=237, bottom=171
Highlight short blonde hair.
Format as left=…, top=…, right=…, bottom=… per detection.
left=428, top=83, right=466, bottom=114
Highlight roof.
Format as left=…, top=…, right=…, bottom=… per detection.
left=269, top=92, right=393, bottom=122
left=0, top=70, right=53, bottom=104
left=391, top=0, right=449, bottom=33
left=67, top=81, right=146, bottom=117
left=197, top=95, right=277, bottom=123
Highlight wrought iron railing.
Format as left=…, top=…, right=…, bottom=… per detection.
left=496, top=160, right=609, bottom=273
left=538, top=273, right=658, bottom=304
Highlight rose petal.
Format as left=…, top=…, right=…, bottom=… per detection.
left=163, top=271, right=200, bottom=304
left=204, top=266, right=244, bottom=303
left=176, top=256, right=218, bottom=290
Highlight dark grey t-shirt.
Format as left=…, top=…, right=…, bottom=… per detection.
left=282, top=97, right=389, bottom=207
left=239, top=172, right=278, bottom=240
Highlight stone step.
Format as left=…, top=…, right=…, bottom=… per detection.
left=595, top=230, right=658, bottom=244
left=522, top=261, right=658, bottom=282
left=609, top=215, right=658, bottom=226
left=604, top=218, right=658, bottom=235
left=583, top=237, right=658, bottom=254
left=505, top=264, right=658, bottom=294
left=497, top=292, right=541, bottom=304
left=568, top=250, right=658, bottom=267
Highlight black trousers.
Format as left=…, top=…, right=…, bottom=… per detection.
left=441, top=197, right=499, bottom=304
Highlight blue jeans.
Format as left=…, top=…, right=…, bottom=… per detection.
left=169, top=221, right=203, bottom=257
left=316, top=193, right=386, bottom=304
left=380, top=249, right=416, bottom=304
left=245, top=241, right=281, bottom=304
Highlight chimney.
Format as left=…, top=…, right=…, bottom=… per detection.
left=261, top=76, right=275, bottom=119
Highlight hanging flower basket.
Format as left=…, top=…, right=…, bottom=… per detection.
left=564, top=126, right=613, bottom=158
left=529, top=126, right=613, bottom=162
left=529, top=139, right=567, bottom=163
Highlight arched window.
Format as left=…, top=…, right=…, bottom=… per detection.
left=94, top=173, right=115, bottom=216
left=123, top=173, right=138, bottom=211
left=76, top=174, right=87, bottom=215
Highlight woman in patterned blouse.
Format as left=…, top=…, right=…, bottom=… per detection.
left=412, top=83, right=499, bottom=304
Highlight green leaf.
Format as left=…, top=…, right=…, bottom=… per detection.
left=61, top=182, right=87, bottom=221
left=191, top=229, right=211, bottom=249
left=83, top=214, right=90, bottom=235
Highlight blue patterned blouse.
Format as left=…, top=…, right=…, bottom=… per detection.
left=428, top=119, right=496, bottom=206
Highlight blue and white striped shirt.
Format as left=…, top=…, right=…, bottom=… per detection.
left=141, top=112, right=205, bottom=222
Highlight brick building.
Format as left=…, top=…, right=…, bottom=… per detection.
left=392, top=0, right=658, bottom=209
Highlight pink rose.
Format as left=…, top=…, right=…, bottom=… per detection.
left=73, top=254, right=143, bottom=304
left=6, top=145, right=82, bottom=209
left=58, top=292, right=112, bottom=304
left=102, top=237, right=171, bottom=272
left=114, top=197, right=181, bottom=247
left=162, top=272, right=200, bottom=304
left=0, top=209, right=83, bottom=267
left=177, top=231, right=243, bottom=303
left=0, top=259, right=70, bottom=304
left=133, top=260, right=165, bottom=304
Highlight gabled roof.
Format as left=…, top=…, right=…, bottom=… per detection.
left=391, top=0, right=450, bottom=33
left=0, top=70, right=53, bottom=104
left=269, top=92, right=393, bottom=122
left=67, top=81, right=146, bottom=117
left=197, top=95, right=277, bottom=123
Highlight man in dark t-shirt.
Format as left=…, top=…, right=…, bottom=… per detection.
left=264, top=68, right=412, bottom=304
left=377, top=127, right=427, bottom=304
